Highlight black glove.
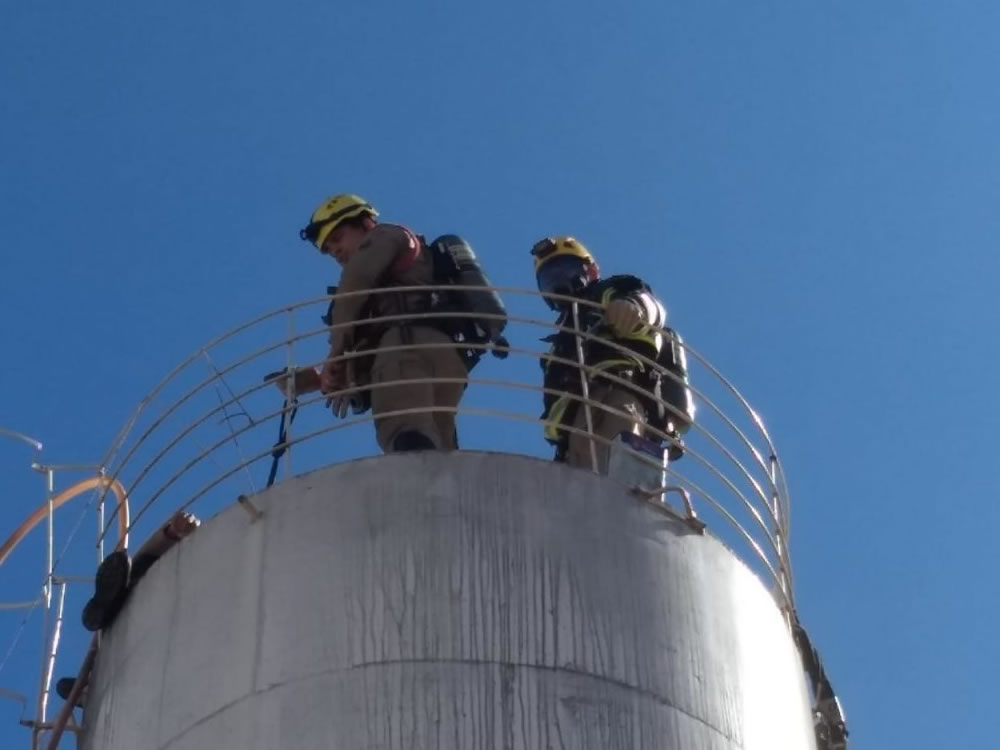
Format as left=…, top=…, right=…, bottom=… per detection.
left=491, top=335, right=510, bottom=360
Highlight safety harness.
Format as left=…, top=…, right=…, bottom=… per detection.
left=541, top=275, right=691, bottom=460
left=320, top=230, right=507, bottom=374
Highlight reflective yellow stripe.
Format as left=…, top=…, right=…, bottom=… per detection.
left=544, top=394, right=572, bottom=442
left=545, top=358, right=637, bottom=442
left=591, top=358, right=637, bottom=373
left=620, top=328, right=663, bottom=350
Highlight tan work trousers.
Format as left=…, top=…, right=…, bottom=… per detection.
left=564, top=382, right=647, bottom=474
left=370, top=325, right=468, bottom=452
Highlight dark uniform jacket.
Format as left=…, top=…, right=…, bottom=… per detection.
left=541, top=274, right=666, bottom=445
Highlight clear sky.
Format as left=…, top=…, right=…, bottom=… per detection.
left=2, top=2, right=998, bottom=748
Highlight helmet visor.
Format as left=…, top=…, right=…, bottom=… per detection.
left=536, top=255, right=589, bottom=305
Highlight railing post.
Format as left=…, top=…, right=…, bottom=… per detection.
left=38, top=581, right=66, bottom=737
left=571, top=301, right=599, bottom=473
left=42, top=468, right=54, bottom=606
left=97, top=466, right=106, bottom=566
left=284, top=307, right=297, bottom=480
left=770, top=453, right=793, bottom=612
left=30, top=466, right=55, bottom=750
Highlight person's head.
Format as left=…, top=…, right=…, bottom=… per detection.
left=299, top=194, right=378, bottom=266
left=531, top=236, right=601, bottom=311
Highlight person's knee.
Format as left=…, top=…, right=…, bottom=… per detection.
left=392, top=429, right=437, bottom=451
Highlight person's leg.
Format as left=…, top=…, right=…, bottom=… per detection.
left=565, top=382, right=646, bottom=473
left=416, top=327, right=468, bottom=451
left=370, top=328, right=441, bottom=452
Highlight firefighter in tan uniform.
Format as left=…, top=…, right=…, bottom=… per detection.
left=300, top=194, right=468, bottom=452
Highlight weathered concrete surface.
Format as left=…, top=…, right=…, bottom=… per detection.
left=81, top=452, right=815, bottom=750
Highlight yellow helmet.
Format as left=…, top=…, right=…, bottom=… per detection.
left=530, top=236, right=595, bottom=273
left=299, top=194, right=378, bottom=250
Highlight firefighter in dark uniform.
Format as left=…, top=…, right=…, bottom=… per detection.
left=532, top=236, right=676, bottom=473
left=300, top=194, right=468, bottom=452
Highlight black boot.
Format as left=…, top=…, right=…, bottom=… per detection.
left=56, top=677, right=85, bottom=707
left=82, top=550, right=132, bottom=632
left=392, top=430, right=436, bottom=452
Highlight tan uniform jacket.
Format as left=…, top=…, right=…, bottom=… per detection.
left=327, top=223, right=435, bottom=352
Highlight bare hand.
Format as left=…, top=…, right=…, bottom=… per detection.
left=165, top=511, right=200, bottom=540
left=604, top=299, right=644, bottom=336
left=267, top=367, right=322, bottom=395
left=320, top=352, right=346, bottom=395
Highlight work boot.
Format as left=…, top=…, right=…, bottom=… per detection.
left=392, top=430, right=436, bottom=452
left=56, top=677, right=86, bottom=707
left=82, top=550, right=132, bottom=632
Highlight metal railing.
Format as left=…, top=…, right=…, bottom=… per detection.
left=1, top=284, right=802, bottom=748
left=90, top=285, right=796, bottom=607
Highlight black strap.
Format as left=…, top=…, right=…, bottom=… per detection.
left=266, top=398, right=298, bottom=488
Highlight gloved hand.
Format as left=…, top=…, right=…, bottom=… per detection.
left=604, top=299, right=644, bottom=336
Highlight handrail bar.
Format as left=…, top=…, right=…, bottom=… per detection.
left=99, top=285, right=783, bottom=478
left=119, top=378, right=788, bottom=593
left=104, top=336, right=782, bottom=546
left=100, top=304, right=783, bottom=533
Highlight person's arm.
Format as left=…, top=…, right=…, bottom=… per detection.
left=326, top=224, right=413, bottom=354
left=131, top=511, right=200, bottom=582
left=604, top=282, right=667, bottom=336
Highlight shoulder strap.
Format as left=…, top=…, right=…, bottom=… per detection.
left=387, top=225, right=422, bottom=276
left=601, top=274, right=652, bottom=295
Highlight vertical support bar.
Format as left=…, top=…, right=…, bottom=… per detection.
left=284, top=308, right=296, bottom=480
left=39, top=581, right=66, bottom=731
left=97, top=468, right=106, bottom=566
left=45, top=635, right=98, bottom=750
left=769, top=454, right=792, bottom=613
left=33, top=468, right=57, bottom=750
left=44, top=469, right=54, bottom=605
left=571, top=302, right=599, bottom=474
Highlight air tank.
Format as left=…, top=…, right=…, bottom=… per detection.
left=80, top=451, right=815, bottom=750
left=432, top=234, right=508, bottom=343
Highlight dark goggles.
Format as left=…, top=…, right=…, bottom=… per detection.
left=299, top=216, right=336, bottom=246
left=299, top=202, right=374, bottom=247
left=535, top=254, right=589, bottom=307
left=530, top=238, right=559, bottom=263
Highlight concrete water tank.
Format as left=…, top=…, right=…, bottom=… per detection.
left=81, top=451, right=816, bottom=750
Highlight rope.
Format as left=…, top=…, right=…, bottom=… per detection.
left=266, top=398, right=298, bottom=488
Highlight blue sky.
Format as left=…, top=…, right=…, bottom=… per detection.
left=2, top=2, right=998, bottom=748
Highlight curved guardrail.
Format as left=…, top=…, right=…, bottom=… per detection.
left=87, top=285, right=796, bottom=612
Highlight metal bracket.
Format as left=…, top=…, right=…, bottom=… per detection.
left=237, top=495, right=264, bottom=523
left=630, top=485, right=706, bottom=533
